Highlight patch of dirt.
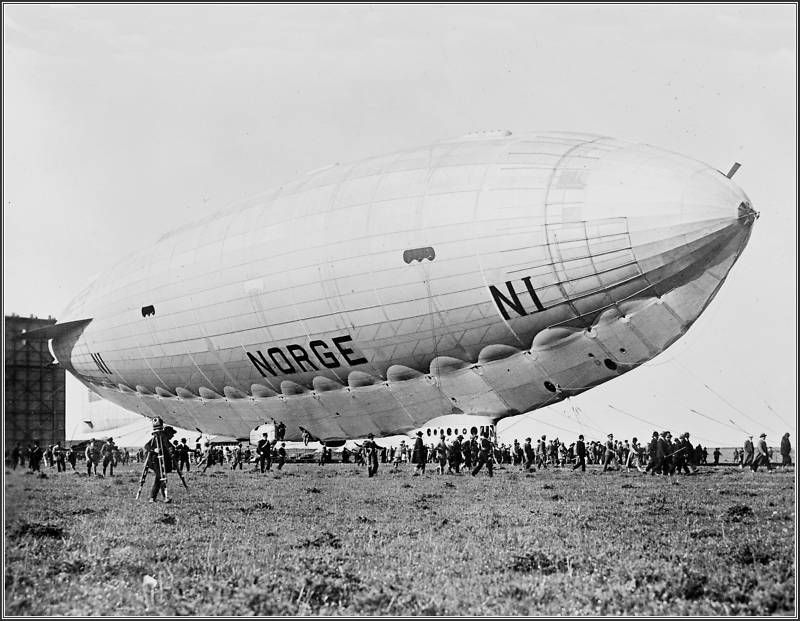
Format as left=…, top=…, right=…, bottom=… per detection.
left=510, top=551, right=573, bottom=574
left=11, top=522, right=64, bottom=539
left=298, top=531, right=341, bottom=549
left=240, top=502, right=273, bottom=514
left=724, top=504, right=753, bottom=522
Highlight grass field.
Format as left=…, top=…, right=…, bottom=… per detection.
left=4, top=461, right=796, bottom=616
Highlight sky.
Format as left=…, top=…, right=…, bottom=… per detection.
left=3, top=4, right=797, bottom=448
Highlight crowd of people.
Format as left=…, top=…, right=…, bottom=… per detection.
left=6, top=428, right=793, bottom=483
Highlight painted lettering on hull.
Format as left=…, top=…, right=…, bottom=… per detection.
left=489, top=276, right=545, bottom=320
left=246, top=334, right=367, bottom=378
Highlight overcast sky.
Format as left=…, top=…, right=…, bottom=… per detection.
left=3, top=4, right=796, bottom=447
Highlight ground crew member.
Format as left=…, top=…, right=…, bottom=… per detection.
left=573, top=434, right=586, bottom=472
left=780, top=433, right=792, bottom=469
left=448, top=435, right=463, bottom=473
left=276, top=443, right=286, bottom=469
left=471, top=431, right=494, bottom=477
left=362, top=434, right=381, bottom=477
left=602, top=434, right=618, bottom=472
left=200, top=443, right=216, bottom=474
left=66, top=445, right=77, bottom=470
left=663, top=431, right=678, bottom=483
left=29, top=442, right=43, bottom=472
left=742, top=436, right=754, bottom=468
left=231, top=443, right=244, bottom=469
left=176, top=438, right=191, bottom=473
left=751, top=433, right=774, bottom=472
left=53, top=442, right=66, bottom=472
left=256, top=433, right=272, bottom=472
left=523, top=437, right=536, bottom=471
left=101, top=438, right=116, bottom=476
left=411, top=431, right=427, bottom=475
left=713, top=447, right=721, bottom=465
left=435, top=434, right=448, bottom=475
left=85, top=439, right=99, bottom=475
left=462, top=436, right=473, bottom=470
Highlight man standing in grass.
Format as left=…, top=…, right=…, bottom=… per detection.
left=231, top=443, right=244, bottom=470
left=256, top=433, right=271, bottom=473
left=742, top=436, right=754, bottom=469
left=523, top=437, right=536, bottom=472
left=66, top=445, right=77, bottom=471
left=573, top=434, right=586, bottom=472
left=29, top=442, right=43, bottom=472
left=276, top=443, right=286, bottom=470
left=101, top=438, right=116, bottom=477
left=602, top=434, right=618, bottom=472
left=85, top=439, right=99, bottom=476
left=780, top=433, right=792, bottom=469
left=448, top=435, right=463, bottom=474
left=201, top=443, right=216, bottom=474
left=177, top=438, right=192, bottom=473
left=53, top=442, right=66, bottom=473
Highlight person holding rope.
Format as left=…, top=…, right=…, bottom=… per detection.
left=142, top=418, right=177, bottom=503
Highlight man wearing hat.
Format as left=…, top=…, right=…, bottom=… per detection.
left=410, top=431, right=427, bottom=476
left=256, top=432, right=272, bottom=473
left=143, top=418, right=177, bottom=502
left=751, top=433, right=774, bottom=472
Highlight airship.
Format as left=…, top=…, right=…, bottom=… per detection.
left=32, top=130, right=757, bottom=445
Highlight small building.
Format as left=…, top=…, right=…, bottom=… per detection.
left=4, top=314, right=65, bottom=449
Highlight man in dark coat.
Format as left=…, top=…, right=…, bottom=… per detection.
left=29, top=442, right=43, bottom=472
left=523, top=437, right=536, bottom=472
left=256, top=433, right=271, bottom=473
left=448, top=435, right=463, bottom=474
left=411, top=431, right=427, bottom=475
left=471, top=431, right=494, bottom=477
left=573, top=434, right=586, bottom=472
left=780, top=433, right=792, bottom=469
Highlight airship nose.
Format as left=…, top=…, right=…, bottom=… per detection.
left=584, top=146, right=757, bottom=286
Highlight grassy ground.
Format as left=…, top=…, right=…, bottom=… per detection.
left=3, top=460, right=796, bottom=616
